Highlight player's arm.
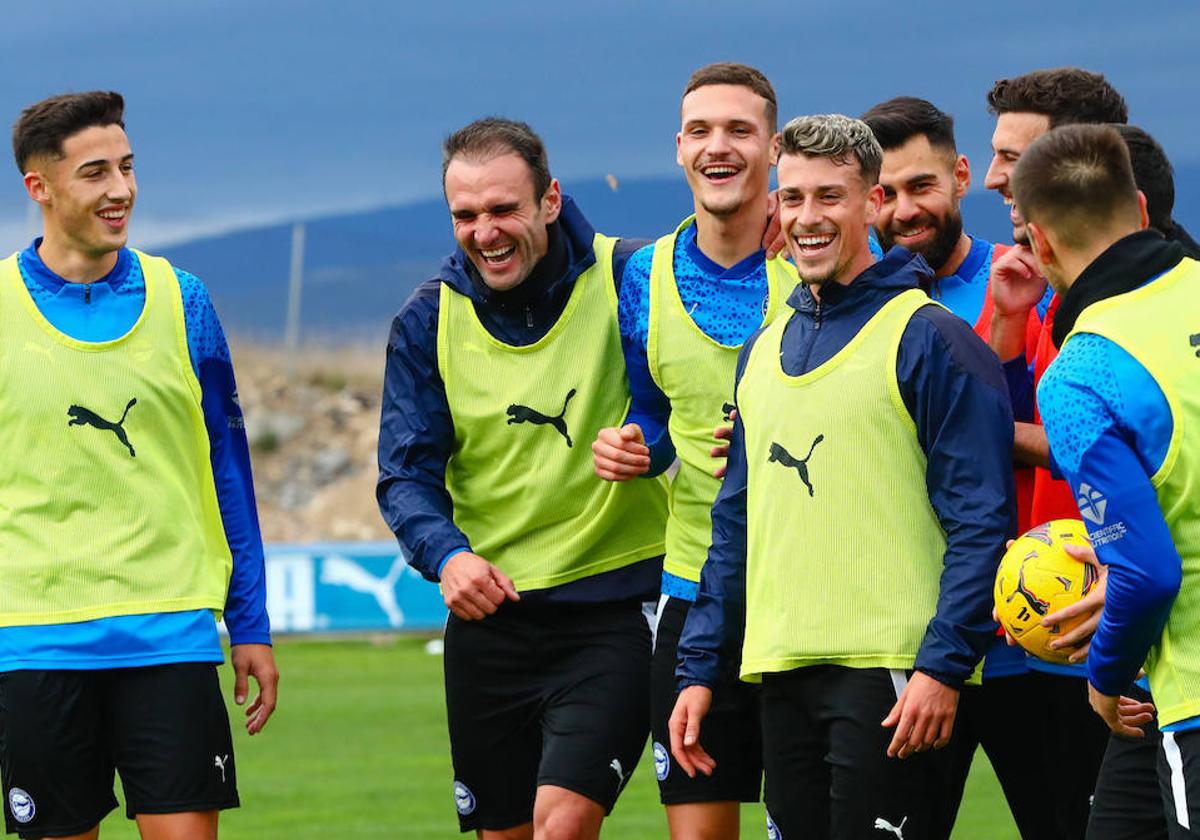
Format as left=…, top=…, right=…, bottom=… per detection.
left=888, top=307, right=1015, bottom=756
left=595, top=242, right=675, bottom=480
left=670, top=337, right=755, bottom=776
left=1039, top=336, right=1181, bottom=733
left=177, top=269, right=278, bottom=735
left=376, top=281, right=518, bottom=619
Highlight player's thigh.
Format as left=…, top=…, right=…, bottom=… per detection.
left=824, top=668, right=947, bottom=840
left=444, top=611, right=544, bottom=833
left=538, top=600, right=652, bottom=815
left=134, top=809, right=218, bottom=840
left=1035, top=669, right=1108, bottom=838
left=760, top=668, right=830, bottom=840
left=1158, top=729, right=1200, bottom=840
left=104, top=663, right=238, bottom=820
left=0, top=670, right=117, bottom=839
left=1088, top=684, right=1167, bottom=840
left=650, top=597, right=762, bottom=808
left=970, top=673, right=1062, bottom=840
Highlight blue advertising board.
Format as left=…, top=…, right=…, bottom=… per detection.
left=263, top=542, right=447, bottom=633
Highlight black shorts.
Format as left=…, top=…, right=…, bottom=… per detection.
left=1089, top=684, right=1169, bottom=840
left=0, top=663, right=238, bottom=839
left=760, top=666, right=950, bottom=840
left=443, top=599, right=652, bottom=833
left=650, top=595, right=761, bottom=805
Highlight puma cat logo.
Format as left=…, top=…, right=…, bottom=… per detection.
left=506, top=389, right=576, bottom=447
left=768, top=435, right=824, bottom=496
left=1008, top=559, right=1051, bottom=617
left=1190, top=333, right=1199, bottom=357
left=721, top=402, right=736, bottom=422
left=874, top=816, right=907, bottom=838
left=67, top=398, right=137, bottom=457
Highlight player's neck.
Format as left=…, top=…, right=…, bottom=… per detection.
left=692, top=197, right=766, bottom=270
left=36, top=232, right=119, bottom=284
left=934, top=233, right=973, bottom=279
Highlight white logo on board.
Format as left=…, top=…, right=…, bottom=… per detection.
left=319, top=554, right=409, bottom=627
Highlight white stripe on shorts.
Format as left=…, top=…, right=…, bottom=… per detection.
left=646, top=594, right=668, bottom=653
left=889, top=669, right=909, bottom=701
left=1164, top=731, right=1191, bottom=830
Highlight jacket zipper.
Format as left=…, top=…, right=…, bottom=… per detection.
left=525, top=306, right=533, bottom=328
left=85, top=284, right=91, bottom=304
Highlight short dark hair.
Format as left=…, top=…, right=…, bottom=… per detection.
left=683, top=62, right=778, bottom=133
left=779, top=114, right=883, bottom=185
left=1011, top=124, right=1139, bottom=250
left=987, top=67, right=1128, bottom=128
left=860, top=96, right=956, bottom=154
left=441, top=117, right=551, bottom=201
left=12, top=91, right=125, bottom=173
left=1114, top=124, right=1174, bottom=233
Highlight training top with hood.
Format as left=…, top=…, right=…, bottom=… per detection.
left=376, top=196, right=665, bottom=603
left=676, top=247, right=1015, bottom=690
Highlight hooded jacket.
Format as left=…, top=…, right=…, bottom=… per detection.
left=376, top=197, right=661, bottom=602
left=677, top=247, right=1015, bottom=689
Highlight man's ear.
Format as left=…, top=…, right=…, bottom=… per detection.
left=676, top=132, right=684, bottom=168
left=1136, top=190, right=1149, bottom=230
left=864, top=182, right=884, bottom=226
left=23, top=170, right=49, bottom=204
left=1027, top=220, right=1055, bottom=269
left=953, top=154, right=970, bottom=199
left=541, top=178, right=562, bottom=224
left=769, top=132, right=781, bottom=166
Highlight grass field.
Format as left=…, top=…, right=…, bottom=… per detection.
left=94, top=637, right=1020, bottom=838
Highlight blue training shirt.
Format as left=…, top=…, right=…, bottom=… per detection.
left=1039, top=282, right=1198, bottom=732
left=618, top=221, right=775, bottom=602
left=0, top=241, right=270, bottom=671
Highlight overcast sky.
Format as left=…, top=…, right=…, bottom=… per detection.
left=2, top=1, right=1196, bottom=249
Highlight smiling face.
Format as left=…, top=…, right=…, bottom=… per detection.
left=444, top=151, right=562, bottom=292
left=26, top=123, right=136, bottom=261
left=677, top=83, right=776, bottom=219
left=876, top=134, right=968, bottom=273
left=778, top=152, right=882, bottom=287
left=984, top=111, right=1051, bottom=243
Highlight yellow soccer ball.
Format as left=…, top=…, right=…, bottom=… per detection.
left=993, top=519, right=1099, bottom=664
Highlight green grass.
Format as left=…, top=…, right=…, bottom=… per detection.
left=95, top=637, right=1019, bottom=838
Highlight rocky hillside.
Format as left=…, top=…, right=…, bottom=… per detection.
left=235, top=343, right=394, bottom=543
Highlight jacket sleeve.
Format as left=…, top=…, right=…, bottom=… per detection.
left=675, top=331, right=758, bottom=688
left=176, top=269, right=271, bottom=646
left=898, top=306, right=1016, bottom=686
left=376, top=279, right=471, bottom=581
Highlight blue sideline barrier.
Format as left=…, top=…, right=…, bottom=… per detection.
left=263, top=542, right=447, bottom=633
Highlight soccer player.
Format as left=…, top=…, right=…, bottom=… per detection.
left=1013, top=122, right=1200, bottom=839
left=376, top=117, right=668, bottom=839
left=1025, top=123, right=1200, bottom=840
left=670, top=114, right=1013, bottom=840
left=862, top=94, right=1053, bottom=839
left=0, top=92, right=277, bottom=840
left=980, top=68, right=1130, bottom=838
left=591, top=62, right=797, bottom=840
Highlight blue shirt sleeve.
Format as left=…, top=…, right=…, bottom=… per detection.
left=376, top=280, right=472, bottom=582
left=616, top=243, right=676, bottom=475
left=675, top=331, right=758, bottom=688
left=1037, top=333, right=1180, bottom=696
left=175, top=268, right=271, bottom=646
left=898, top=306, right=1016, bottom=686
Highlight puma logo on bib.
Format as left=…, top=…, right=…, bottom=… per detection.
left=67, top=398, right=138, bottom=457
left=506, top=389, right=576, bottom=447
left=767, top=435, right=824, bottom=497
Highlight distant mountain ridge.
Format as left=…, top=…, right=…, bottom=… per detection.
left=158, top=170, right=1200, bottom=345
